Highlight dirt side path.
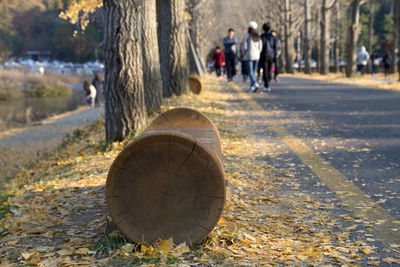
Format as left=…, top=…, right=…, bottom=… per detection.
left=0, top=106, right=103, bottom=182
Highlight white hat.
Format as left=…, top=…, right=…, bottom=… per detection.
left=247, top=21, right=258, bottom=29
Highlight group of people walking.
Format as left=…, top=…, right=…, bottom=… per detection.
left=213, top=21, right=281, bottom=93
left=357, top=46, right=394, bottom=77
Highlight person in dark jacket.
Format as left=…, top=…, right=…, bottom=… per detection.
left=259, top=23, right=276, bottom=92
left=223, top=29, right=238, bottom=82
left=383, top=52, right=391, bottom=77
left=213, top=46, right=225, bottom=78
left=271, top=30, right=281, bottom=82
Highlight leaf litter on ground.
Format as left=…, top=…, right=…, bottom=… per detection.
left=0, top=75, right=398, bottom=266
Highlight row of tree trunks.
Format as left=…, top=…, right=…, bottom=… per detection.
left=104, top=0, right=188, bottom=143
left=103, top=0, right=147, bottom=142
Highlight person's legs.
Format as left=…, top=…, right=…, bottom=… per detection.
left=262, top=58, right=273, bottom=91
left=241, top=61, right=248, bottom=81
left=385, top=66, right=390, bottom=76
left=94, top=89, right=100, bottom=106
left=216, top=66, right=221, bottom=77
left=248, top=60, right=257, bottom=87
left=226, top=54, right=231, bottom=80
left=261, top=57, right=268, bottom=87
left=274, top=58, right=279, bottom=81
left=257, top=57, right=264, bottom=82
left=254, top=60, right=259, bottom=84
left=226, top=53, right=235, bottom=80
left=361, top=65, right=366, bottom=75
left=232, top=56, right=237, bottom=77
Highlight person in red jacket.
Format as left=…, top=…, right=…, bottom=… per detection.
left=213, top=46, right=225, bottom=78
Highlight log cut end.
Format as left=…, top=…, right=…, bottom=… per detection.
left=188, top=75, right=202, bottom=95
left=106, top=132, right=225, bottom=245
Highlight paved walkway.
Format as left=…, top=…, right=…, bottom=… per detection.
left=228, top=76, right=400, bottom=262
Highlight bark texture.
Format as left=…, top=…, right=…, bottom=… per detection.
left=367, top=0, right=376, bottom=74
left=157, top=0, right=189, bottom=97
left=320, top=0, right=332, bottom=75
left=345, top=0, right=363, bottom=78
left=103, top=0, right=147, bottom=142
left=141, top=0, right=162, bottom=112
left=304, top=0, right=312, bottom=74
left=396, top=0, right=400, bottom=80
left=334, top=0, right=340, bottom=73
left=393, top=0, right=400, bottom=75
left=284, top=0, right=294, bottom=74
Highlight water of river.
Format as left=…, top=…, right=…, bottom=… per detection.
left=0, top=86, right=85, bottom=132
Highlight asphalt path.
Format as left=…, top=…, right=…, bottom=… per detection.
left=231, top=76, right=400, bottom=262
left=252, top=76, right=400, bottom=218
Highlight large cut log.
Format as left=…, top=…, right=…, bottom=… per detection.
left=106, top=108, right=225, bottom=245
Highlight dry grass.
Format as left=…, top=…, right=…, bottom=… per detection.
left=284, top=72, right=400, bottom=92
left=0, top=69, right=90, bottom=100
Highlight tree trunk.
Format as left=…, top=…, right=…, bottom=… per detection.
left=367, top=0, right=375, bottom=74
left=393, top=0, right=400, bottom=75
left=103, top=0, right=147, bottom=142
left=157, top=0, right=189, bottom=97
left=320, top=0, right=331, bottom=75
left=279, top=23, right=286, bottom=73
left=187, top=0, right=201, bottom=75
left=315, top=9, right=321, bottom=73
left=142, top=0, right=162, bottom=112
left=304, top=0, right=312, bottom=74
left=334, top=0, right=340, bottom=73
left=284, top=0, right=294, bottom=73
left=345, top=0, right=362, bottom=78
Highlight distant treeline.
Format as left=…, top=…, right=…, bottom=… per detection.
left=0, top=0, right=103, bottom=63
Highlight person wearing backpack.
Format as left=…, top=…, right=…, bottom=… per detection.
left=240, top=21, right=262, bottom=92
left=259, top=23, right=276, bottom=92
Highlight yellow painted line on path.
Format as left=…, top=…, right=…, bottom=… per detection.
left=229, top=81, right=400, bottom=246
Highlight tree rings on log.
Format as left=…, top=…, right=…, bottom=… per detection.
left=106, top=108, right=225, bottom=245
left=188, top=75, right=203, bottom=95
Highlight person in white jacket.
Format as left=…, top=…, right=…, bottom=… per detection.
left=241, top=21, right=263, bottom=92
left=356, top=46, right=369, bottom=75
left=83, top=81, right=97, bottom=108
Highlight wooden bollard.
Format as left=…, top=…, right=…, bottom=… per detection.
left=188, top=75, right=203, bottom=95
left=106, top=108, right=225, bottom=245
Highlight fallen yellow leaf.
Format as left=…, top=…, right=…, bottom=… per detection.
left=75, top=247, right=89, bottom=255
left=21, top=252, right=34, bottom=260
left=361, top=247, right=374, bottom=255
left=158, top=237, right=174, bottom=253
